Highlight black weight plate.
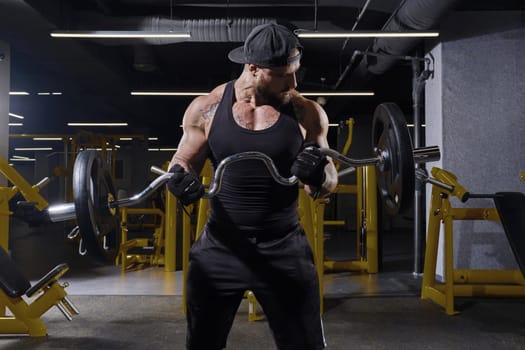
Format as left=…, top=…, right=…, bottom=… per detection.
left=72, top=150, right=120, bottom=263
left=372, top=103, right=415, bottom=216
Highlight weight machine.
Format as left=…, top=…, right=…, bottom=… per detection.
left=419, top=167, right=525, bottom=315
left=0, top=155, right=78, bottom=336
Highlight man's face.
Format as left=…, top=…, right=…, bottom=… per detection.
left=253, top=50, right=301, bottom=107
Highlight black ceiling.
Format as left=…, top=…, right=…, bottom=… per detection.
left=1, top=0, right=524, bottom=149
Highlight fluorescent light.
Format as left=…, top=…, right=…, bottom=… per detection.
left=14, top=147, right=53, bottom=151
left=328, top=123, right=339, bottom=127
left=148, top=148, right=177, bottom=152
left=295, top=30, right=439, bottom=38
left=9, top=91, right=29, bottom=95
left=12, top=155, right=30, bottom=159
left=148, top=137, right=158, bottom=141
left=9, top=113, right=24, bottom=119
left=119, top=137, right=133, bottom=141
left=51, top=31, right=191, bottom=39
left=33, top=137, right=63, bottom=141
left=8, top=123, right=23, bottom=126
left=407, top=124, right=426, bottom=127
left=301, top=91, right=374, bottom=96
left=131, top=91, right=208, bottom=96
left=37, top=92, right=62, bottom=95
left=10, top=158, right=35, bottom=162
left=67, top=122, right=128, bottom=127
left=132, top=91, right=373, bottom=97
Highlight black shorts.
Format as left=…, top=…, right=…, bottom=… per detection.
left=185, top=225, right=326, bottom=350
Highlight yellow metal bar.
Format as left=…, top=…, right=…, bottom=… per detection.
left=314, top=199, right=326, bottom=314
left=356, top=168, right=363, bottom=261
left=364, top=166, right=378, bottom=273
left=335, top=118, right=355, bottom=172
left=449, top=207, right=500, bottom=221
left=521, top=172, right=525, bottom=182
left=181, top=203, right=193, bottom=316
left=0, top=188, right=12, bottom=250
left=324, top=260, right=369, bottom=271
left=421, top=186, right=444, bottom=299
left=323, top=220, right=345, bottom=226
left=298, top=189, right=315, bottom=250
left=453, top=269, right=525, bottom=285
left=196, top=160, right=212, bottom=238
left=164, top=190, right=177, bottom=272
left=0, top=156, right=48, bottom=211
left=443, top=205, right=456, bottom=315
left=332, top=184, right=357, bottom=193
left=0, top=294, right=47, bottom=336
left=433, top=284, right=525, bottom=297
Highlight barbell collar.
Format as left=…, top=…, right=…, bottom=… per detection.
left=47, top=203, right=77, bottom=222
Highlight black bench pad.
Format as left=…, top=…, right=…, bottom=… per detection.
left=494, top=192, right=525, bottom=276
left=0, top=246, right=31, bottom=298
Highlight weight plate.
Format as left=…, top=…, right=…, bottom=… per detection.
left=72, top=150, right=120, bottom=263
left=372, top=103, right=415, bottom=216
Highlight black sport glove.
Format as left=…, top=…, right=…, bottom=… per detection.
left=291, top=143, right=328, bottom=188
left=166, top=164, right=204, bottom=206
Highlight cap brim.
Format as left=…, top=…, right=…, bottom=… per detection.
left=228, top=46, right=247, bottom=64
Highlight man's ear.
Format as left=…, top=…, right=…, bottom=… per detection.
left=248, top=64, right=258, bottom=75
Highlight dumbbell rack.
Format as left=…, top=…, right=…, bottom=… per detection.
left=420, top=167, right=525, bottom=315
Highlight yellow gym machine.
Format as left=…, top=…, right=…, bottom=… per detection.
left=117, top=206, right=166, bottom=271
left=420, top=167, right=525, bottom=315
left=322, top=118, right=379, bottom=274
left=0, top=155, right=78, bottom=336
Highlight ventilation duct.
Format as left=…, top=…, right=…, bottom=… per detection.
left=75, top=16, right=276, bottom=45
left=365, top=0, right=461, bottom=75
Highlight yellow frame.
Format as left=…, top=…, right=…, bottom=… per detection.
left=421, top=167, right=525, bottom=315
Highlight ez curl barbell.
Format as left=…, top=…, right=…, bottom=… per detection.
left=46, top=103, right=439, bottom=262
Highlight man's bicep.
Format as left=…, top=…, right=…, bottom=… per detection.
left=170, top=102, right=209, bottom=173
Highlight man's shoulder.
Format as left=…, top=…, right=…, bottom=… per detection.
left=290, top=91, right=323, bottom=120
left=190, top=83, right=227, bottom=110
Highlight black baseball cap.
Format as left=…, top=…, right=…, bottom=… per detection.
left=228, top=23, right=303, bottom=67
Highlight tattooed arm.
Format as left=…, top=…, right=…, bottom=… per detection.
left=169, top=84, right=224, bottom=175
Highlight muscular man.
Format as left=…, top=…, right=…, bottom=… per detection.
left=168, top=22, right=338, bottom=350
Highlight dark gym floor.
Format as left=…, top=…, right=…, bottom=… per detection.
left=2, top=219, right=525, bottom=350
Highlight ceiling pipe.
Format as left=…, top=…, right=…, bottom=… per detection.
left=334, top=0, right=460, bottom=89
left=365, top=0, right=461, bottom=75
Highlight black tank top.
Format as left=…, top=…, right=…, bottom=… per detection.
left=207, top=80, right=303, bottom=235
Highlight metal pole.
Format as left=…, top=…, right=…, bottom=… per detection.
left=411, top=55, right=434, bottom=275
left=412, top=59, right=424, bottom=276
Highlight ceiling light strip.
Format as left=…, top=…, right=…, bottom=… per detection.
left=10, top=158, right=36, bottom=162
left=301, top=92, right=374, bottom=96
left=67, top=122, right=128, bottom=127
left=9, top=113, right=24, bottom=119
left=9, top=91, right=29, bottom=95
left=51, top=31, right=191, bottom=39
left=14, top=147, right=53, bottom=151
left=296, top=31, right=439, bottom=38
left=131, top=91, right=208, bottom=96
left=132, top=91, right=374, bottom=97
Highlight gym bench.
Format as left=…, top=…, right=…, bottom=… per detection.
left=0, top=246, right=78, bottom=337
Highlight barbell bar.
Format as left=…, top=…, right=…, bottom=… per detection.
left=46, top=102, right=440, bottom=262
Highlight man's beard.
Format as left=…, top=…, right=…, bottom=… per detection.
left=256, top=85, right=290, bottom=108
